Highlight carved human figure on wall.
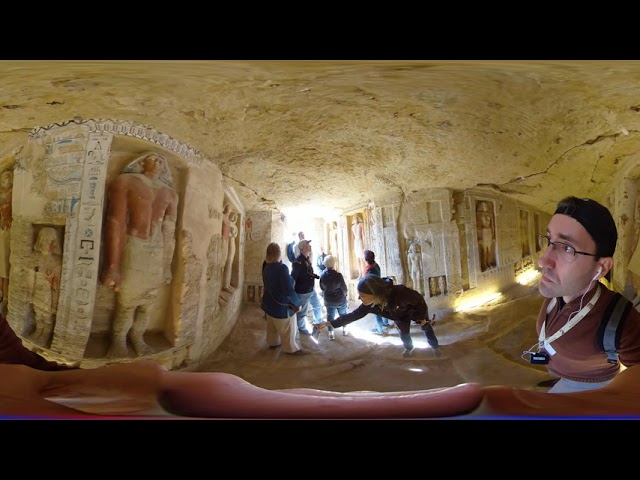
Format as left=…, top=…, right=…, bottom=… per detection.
left=429, top=277, right=437, bottom=297
left=520, top=209, right=530, bottom=258
left=221, top=204, right=232, bottom=277
left=223, top=211, right=238, bottom=293
left=101, top=152, right=178, bottom=358
left=329, top=221, right=339, bottom=272
left=476, top=201, right=497, bottom=272
left=29, top=227, right=62, bottom=346
left=438, top=275, right=446, bottom=296
left=352, top=214, right=366, bottom=277
left=407, top=240, right=423, bottom=295
left=245, top=216, right=253, bottom=241
left=0, top=168, right=12, bottom=313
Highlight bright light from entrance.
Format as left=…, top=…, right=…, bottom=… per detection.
left=516, top=268, right=541, bottom=285
left=345, top=320, right=434, bottom=352
left=454, top=292, right=502, bottom=312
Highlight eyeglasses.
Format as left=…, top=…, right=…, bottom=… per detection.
left=538, top=234, right=598, bottom=263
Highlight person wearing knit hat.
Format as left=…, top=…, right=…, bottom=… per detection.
left=534, top=196, right=640, bottom=393
left=316, top=274, right=440, bottom=358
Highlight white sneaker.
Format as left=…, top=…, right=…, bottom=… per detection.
left=329, top=331, right=335, bottom=340
left=342, top=327, right=348, bottom=336
left=402, top=347, right=415, bottom=358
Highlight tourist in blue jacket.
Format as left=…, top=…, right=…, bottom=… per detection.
left=261, top=242, right=307, bottom=355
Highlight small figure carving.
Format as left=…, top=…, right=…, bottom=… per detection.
left=245, top=217, right=253, bottom=241
left=223, top=211, right=238, bottom=293
left=29, top=227, right=62, bottom=346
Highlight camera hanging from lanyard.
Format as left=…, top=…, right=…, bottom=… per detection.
left=529, top=351, right=549, bottom=364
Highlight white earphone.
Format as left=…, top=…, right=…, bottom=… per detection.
left=592, top=266, right=603, bottom=282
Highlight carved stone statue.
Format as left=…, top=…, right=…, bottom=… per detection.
left=101, top=152, right=178, bottom=358
left=329, top=221, right=339, bottom=272
left=0, top=168, right=12, bottom=313
left=221, top=204, right=231, bottom=275
left=407, top=240, right=423, bottom=295
left=352, top=214, right=365, bottom=277
left=476, top=201, right=497, bottom=271
left=223, top=211, right=238, bottom=293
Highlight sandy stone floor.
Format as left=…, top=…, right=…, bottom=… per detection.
left=196, top=282, right=554, bottom=394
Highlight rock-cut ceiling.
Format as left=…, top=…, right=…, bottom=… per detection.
left=1, top=60, right=640, bottom=217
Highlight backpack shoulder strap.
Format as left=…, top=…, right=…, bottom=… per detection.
left=596, top=292, right=632, bottom=365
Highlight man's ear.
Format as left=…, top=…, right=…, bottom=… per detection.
left=600, top=258, right=614, bottom=281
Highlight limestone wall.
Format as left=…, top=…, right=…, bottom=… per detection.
left=2, top=119, right=244, bottom=369
left=332, top=188, right=551, bottom=316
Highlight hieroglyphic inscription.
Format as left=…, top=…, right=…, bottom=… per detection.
left=51, top=133, right=111, bottom=355
left=72, top=135, right=109, bottom=319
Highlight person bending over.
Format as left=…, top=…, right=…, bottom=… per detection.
left=317, top=275, right=439, bottom=358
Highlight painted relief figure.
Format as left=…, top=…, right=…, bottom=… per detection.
left=329, top=221, right=339, bottom=271
left=534, top=213, right=541, bottom=253
left=221, top=204, right=232, bottom=276
left=520, top=209, right=530, bottom=257
left=245, top=217, right=253, bottom=241
left=476, top=201, right=497, bottom=272
left=407, top=240, right=424, bottom=295
left=29, top=227, right=62, bottom=346
left=438, top=275, right=446, bottom=296
left=223, top=211, right=238, bottom=293
left=352, top=214, right=366, bottom=278
left=429, top=277, right=437, bottom=297
left=0, top=168, right=12, bottom=313
left=101, top=152, right=178, bottom=358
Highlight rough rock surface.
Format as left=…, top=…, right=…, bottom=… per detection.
left=2, top=60, right=638, bottom=217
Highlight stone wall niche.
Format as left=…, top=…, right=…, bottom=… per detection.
left=6, top=119, right=234, bottom=370
left=399, top=188, right=461, bottom=309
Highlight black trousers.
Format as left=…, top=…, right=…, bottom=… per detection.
left=396, top=320, right=439, bottom=350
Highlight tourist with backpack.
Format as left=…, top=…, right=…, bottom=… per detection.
left=318, top=255, right=347, bottom=340
left=532, top=196, right=640, bottom=393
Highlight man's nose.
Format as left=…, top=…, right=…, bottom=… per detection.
left=538, top=248, right=555, bottom=270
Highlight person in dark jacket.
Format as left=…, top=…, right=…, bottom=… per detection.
left=291, top=239, right=323, bottom=336
left=363, top=249, right=390, bottom=335
left=318, top=255, right=347, bottom=340
left=0, top=313, right=76, bottom=370
left=261, top=242, right=307, bottom=355
left=317, top=274, right=440, bottom=358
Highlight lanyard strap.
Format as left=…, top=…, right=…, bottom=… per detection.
left=539, top=285, right=602, bottom=349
